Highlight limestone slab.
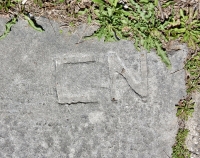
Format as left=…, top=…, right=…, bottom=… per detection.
left=0, top=17, right=188, bottom=158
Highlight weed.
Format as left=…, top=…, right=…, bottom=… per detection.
left=0, top=15, right=17, bottom=39
left=165, top=8, right=200, bottom=50
left=172, top=129, right=190, bottom=158
left=23, top=13, right=44, bottom=31
left=84, top=0, right=171, bottom=67
left=185, top=52, right=200, bottom=93
left=161, top=0, right=174, bottom=8
left=176, top=97, right=195, bottom=121
left=0, top=13, right=44, bottom=39
left=0, top=0, right=15, bottom=12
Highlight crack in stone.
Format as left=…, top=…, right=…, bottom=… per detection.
left=58, top=101, right=98, bottom=105
left=63, top=61, right=96, bottom=65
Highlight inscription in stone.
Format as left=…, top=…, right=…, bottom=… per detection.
left=108, top=51, right=147, bottom=100
left=55, top=54, right=99, bottom=104
left=55, top=52, right=148, bottom=104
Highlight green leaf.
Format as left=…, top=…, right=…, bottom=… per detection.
left=121, top=10, right=131, bottom=16
left=190, top=34, right=199, bottom=43
left=114, top=0, right=118, bottom=7
left=78, top=8, right=89, bottom=15
left=121, top=19, right=128, bottom=24
left=102, top=10, right=108, bottom=16
left=24, top=15, right=44, bottom=32
left=78, top=10, right=87, bottom=15
left=174, top=28, right=186, bottom=33
left=140, top=27, right=146, bottom=32
left=188, top=38, right=196, bottom=49
left=94, top=9, right=100, bottom=16
left=149, top=36, right=154, bottom=48
left=154, top=0, right=158, bottom=6
left=180, top=9, right=184, bottom=18
left=0, top=16, right=17, bottom=40
left=191, top=30, right=200, bottom=35
left=183, top=32, right=189, bottom=42
left=193, top=10, right=198, bottom=19
left=92, top=0, right=104, bottom=5
left=134, top=37, right=140, bottom=50
left=190, top=20, right=198, bottom=25
left=140, top=0, right=149, bottom=3
left=115, top=30, right=123, bottom=39
left=107, top=8, right=113, bottom=17
left=155, top=41, right=171, bottom=67
left=108, top=0, right=113, bottom=5
left=170, top=18, right=180, bottom=27
left=88, top=15, right=92, bottom=24
left=162, top=0, right=174, bottom=8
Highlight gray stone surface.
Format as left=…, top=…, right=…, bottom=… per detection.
left=186, top=92, right=200, bottom=158
left=0, top=17, right=187, bottom=158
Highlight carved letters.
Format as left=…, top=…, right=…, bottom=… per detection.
left=108, top=51, right=147, bottom=100
left=55, top=52, right=147, bottom=104
left=55, top=54, right=98, bottom=104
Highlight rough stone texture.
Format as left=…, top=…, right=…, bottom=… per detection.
left=0, top=17, right=187, bottom=158
left=186, top=92, right=200, bottom=158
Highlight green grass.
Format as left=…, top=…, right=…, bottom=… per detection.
left=172, top=49, right=200, bottom=158
left=0, top=0, right=16, bottom=12
left=185, top=52, right=200, bottom=93
left=172, top=129, right=190, bottom=158
left=83, top=0, right=171, bottom=67
left=175, top=97, right=195, bottom=121
left=165, top=8, right=200, bottom=49
left=0, top=15, right=17, bottom=39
